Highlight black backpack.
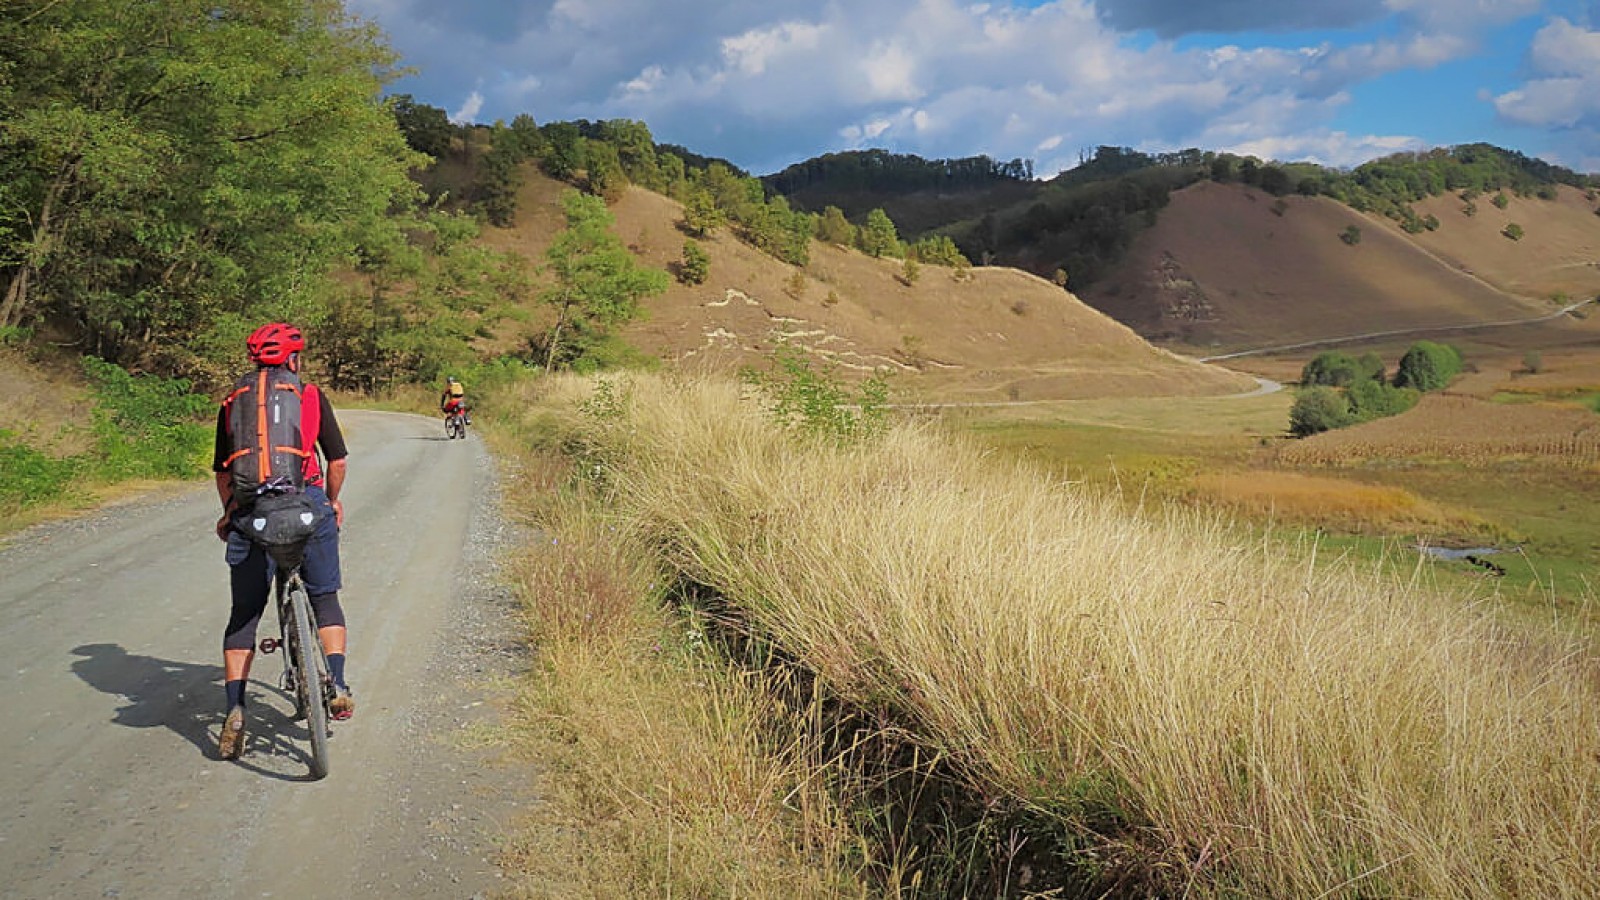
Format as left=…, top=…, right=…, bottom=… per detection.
left=222, top=366, right=323, bottom=565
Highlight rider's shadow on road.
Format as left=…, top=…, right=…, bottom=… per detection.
left=69, top=643, right=316, bottom=778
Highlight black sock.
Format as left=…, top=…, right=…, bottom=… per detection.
left=225, top=679, right=246, bottom=709
left=327, top=653, right=347, bottom=688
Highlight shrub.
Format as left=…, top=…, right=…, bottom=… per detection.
left=1339, top=225, right=1362, bottom=245
left=1394, top=341, right=1463, bottom=392
left=1347, top=379, right=1419, bottom=421
left=1522, top=350, right=1543, bottom=374
left=0, top=435, right=79, bottom=512
left=1301, top=351, right=1363, bottom=387
left=680, top=240, right=710, bottom=285
left=1502, top=222, right=1524, bottom=241
left=1290, top=386, right=1355, bottom=436
left=1492, top=192, right=1509, bottom=209
left=740, top=344, right=889, bottom=445
left=81, top=358, right=212, bottom=480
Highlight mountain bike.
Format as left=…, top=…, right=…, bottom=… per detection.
left=259, top=566, right=334, bottom=779
left=445, top=409, right=467, bottom=440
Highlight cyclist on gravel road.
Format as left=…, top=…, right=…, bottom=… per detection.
left=440, top=375, right=469, bottom=425
left=212, top=322, right=354, bottom=760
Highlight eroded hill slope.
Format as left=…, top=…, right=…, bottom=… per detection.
left=482, top=170, right=1256, bottom=402
left=1082, top=182, right=1600, bottom=354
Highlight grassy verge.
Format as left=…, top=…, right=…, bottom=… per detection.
left=476, top=378, right=881, bottom=898
left=486, top=371, right=1600, bottom=896
left=0, top=358, right=213, bottom=536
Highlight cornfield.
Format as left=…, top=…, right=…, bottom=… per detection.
left=1279, top=392, right=1600, bottom=467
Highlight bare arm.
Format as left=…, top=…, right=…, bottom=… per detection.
left=325, top=457, right=347, bottom=528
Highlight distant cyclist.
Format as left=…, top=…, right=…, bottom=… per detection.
left=440, top=375, right=470, bottom=425
left=212, top=322, right=354, bottom=760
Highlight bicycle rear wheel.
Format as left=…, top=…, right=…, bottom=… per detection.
left=287, top=579, right=331, bottom=780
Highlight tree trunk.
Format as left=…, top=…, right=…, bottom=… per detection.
left=543, top=299, right=573, bottom=371
left=0, top=157, right=78, bottom=329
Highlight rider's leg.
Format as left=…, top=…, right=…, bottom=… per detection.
left=223, top=536, right=271, bottom=707
left=300, top=487, right=353, bottom=717
left=221, top=534, right=270, bottom=758
left=311, top=592, right=347, bottom=687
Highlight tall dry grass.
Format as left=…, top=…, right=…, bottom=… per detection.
left=521, top=371, right=1600, bottom=897
left=478, top=397, right=874, bottom=898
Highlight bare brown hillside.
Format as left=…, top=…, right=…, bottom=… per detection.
left=1082, top=181, right=1599, bottom=355
left=482, top=170, right=1255, bottom=402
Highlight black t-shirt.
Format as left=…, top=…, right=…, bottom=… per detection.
left=212, top=385, right=348, bottom=475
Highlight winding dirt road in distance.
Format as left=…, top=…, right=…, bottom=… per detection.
left=0, top=410, right=522, bottom=899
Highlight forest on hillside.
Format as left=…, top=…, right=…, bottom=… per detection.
left=774, top=143, right=1600, bottom=290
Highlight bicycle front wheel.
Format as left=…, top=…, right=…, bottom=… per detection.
left=288, top=580, right=331, bottom=780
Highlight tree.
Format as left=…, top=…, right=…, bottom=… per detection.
left=1301, top=351, right=1363, bottom=387
left=390, top=94, right=454, bottom=158
left=858, top=208, right=900, bottom=258
left=817, top=206, right=856, bottom=246
left=679, top=240, right=709, bottom=285
left=1290, top=387, right=1355, bottom=436
left=901, top=258, right=921, bottom=286
left=1347, top=380, right=1418, bottom=421
left=1394, top=341, right=1463, bottom=392
left=540, top=191, right=669, bottom=370
left=0, top=0, right=424, bottom=365
left=540, top=122, right=585, bottom=180
left=1523, top=350, right=1543, bottom=374
left=682, top=189, right=725, bottom=237
left=584, top=140, right=627, bottom=202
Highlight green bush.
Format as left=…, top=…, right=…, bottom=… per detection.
left=81, top=357, right=213, bottom=480
left=680, top=240, right=710, bottom=285
left=1348, top=380, right=1419, bottom=421
left=1393, top=341, right=1463, bottom=392
left=0, top=435, right=79, bottom=512
left=1289, top=387, right=1355, bottom=437
left=1301, top=351, right=1362, bottom=387
left=741, top=344, right=889, bottom=445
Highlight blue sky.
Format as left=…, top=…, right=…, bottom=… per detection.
left=348, top=0, right=1600, bottom=176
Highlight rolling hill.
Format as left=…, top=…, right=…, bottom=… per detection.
left=1078, top=181, right=1600, bottom=355
left=478, top=168, right=1256, bottom=402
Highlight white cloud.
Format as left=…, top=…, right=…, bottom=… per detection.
left=450, top=90, right=484, bottom=124
left=350, top=0, right=1583, bottom=176
left=722, top=20, right=826, bottom=75
left=623, top=66, right=666, bottom=95
left=1494, top=18, right=1600, bottom=131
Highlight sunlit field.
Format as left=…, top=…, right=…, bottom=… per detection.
left=493, top=371, right=1600, bottom=897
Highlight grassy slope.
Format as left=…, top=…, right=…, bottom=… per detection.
left=478, top=168, right=1257, bottom=402
left=1080, top=181, right=1600, bottom=353
left=504, top=370, right=1600, bottom=897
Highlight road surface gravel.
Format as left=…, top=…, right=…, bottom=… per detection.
left=0, top=410, right=533, bottom=899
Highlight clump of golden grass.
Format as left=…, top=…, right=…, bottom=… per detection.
left=1188, top=470, right=1494, bottom=537
left=481, top=382, right=873, bottom=897
left=529, top=371, right=1600, bottom=897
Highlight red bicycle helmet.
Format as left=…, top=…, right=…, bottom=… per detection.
left=246, top=322, right=305, bottom=366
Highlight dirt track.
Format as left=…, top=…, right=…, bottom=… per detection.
left=0, top=410, right=529, bottom=899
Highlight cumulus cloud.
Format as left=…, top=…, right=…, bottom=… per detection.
left=346, top=0, right=1549, bottom=175
left=450, top=90, right=484, bottom=124
left=1492, top=16, right=1600, bottom=163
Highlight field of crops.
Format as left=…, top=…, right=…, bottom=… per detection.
left=1277, top=393, right=1600, bottom=467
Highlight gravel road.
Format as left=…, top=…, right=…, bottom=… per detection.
left=0, top=410, right=533, bottom=899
